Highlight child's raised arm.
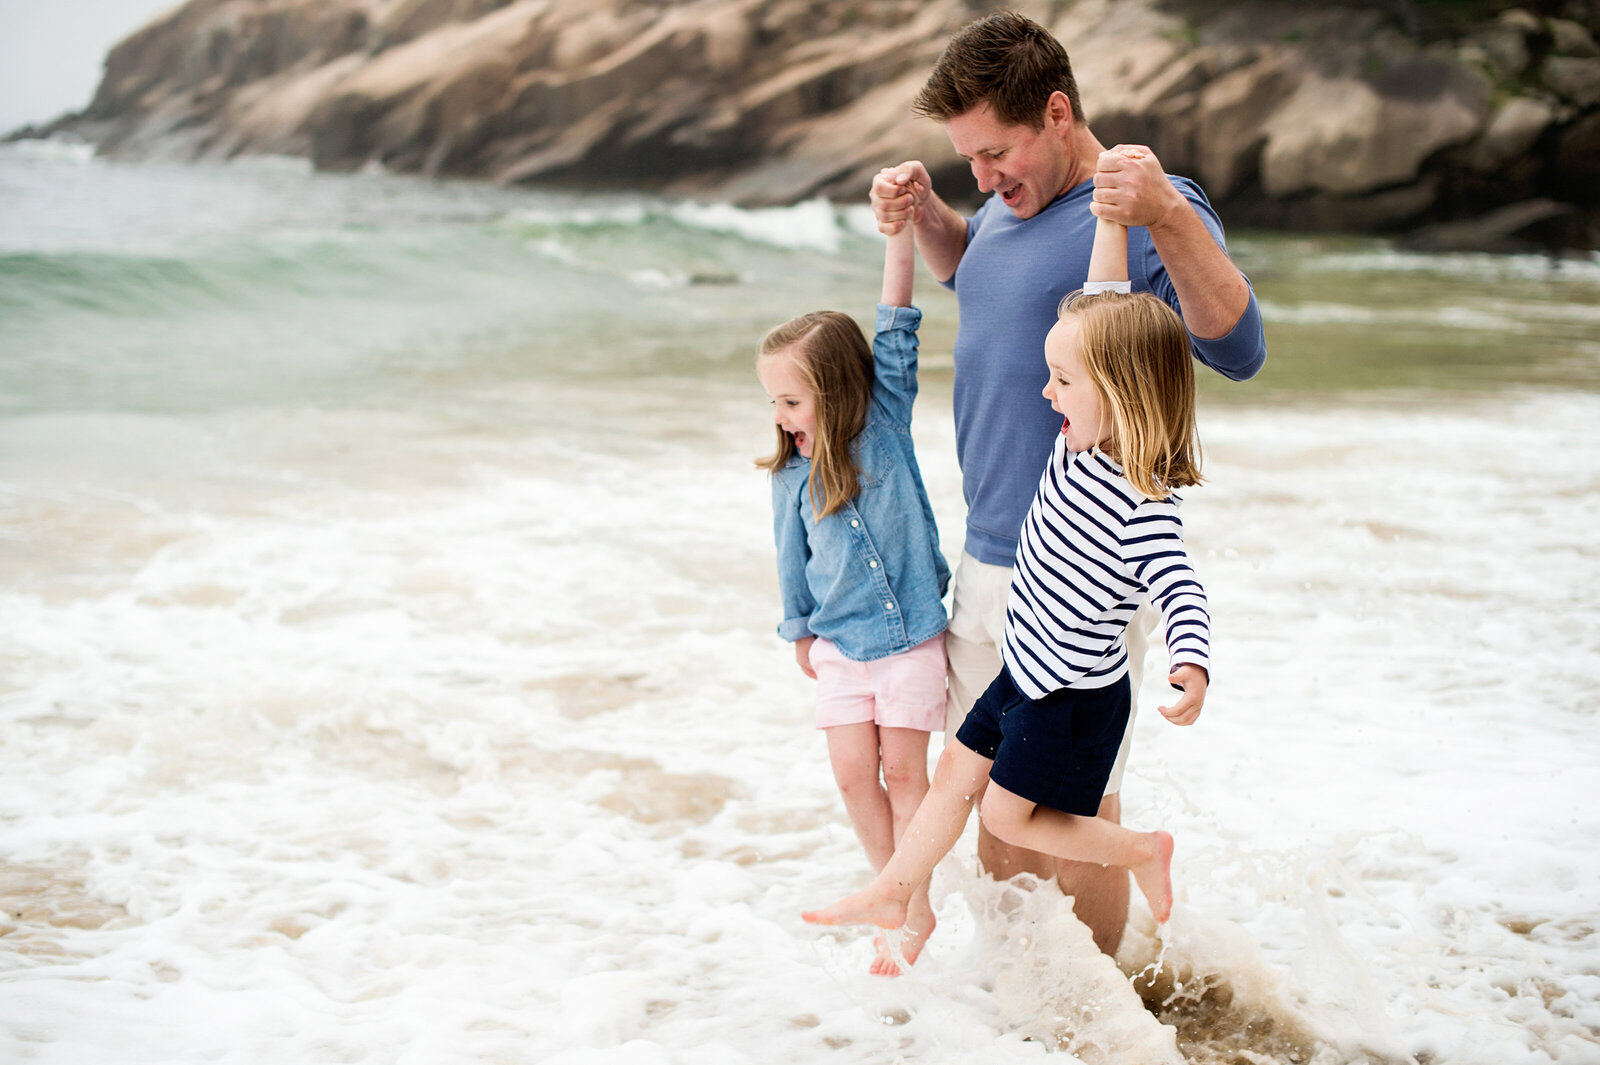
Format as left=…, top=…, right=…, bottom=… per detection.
left=1085, top=216, right=1129, bottom=288
left=1085, top=145, right=1148, bottom=289
left=881, top=222, right=915, bottom=309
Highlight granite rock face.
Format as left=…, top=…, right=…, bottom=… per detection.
left=28, top=0, right=1600, bottom=248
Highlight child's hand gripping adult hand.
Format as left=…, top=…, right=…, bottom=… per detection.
left=1158, top=663, right=1207, bottom=726
left=870, top=164, right=930, bottom=236
left=794, top=635, right=817, bottom=679
left=1091, top=144, right=1184, bottom=231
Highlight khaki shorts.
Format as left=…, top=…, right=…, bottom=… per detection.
left=943, top=550, right=1155, bottom=797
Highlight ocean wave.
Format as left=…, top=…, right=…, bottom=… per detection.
left=0, top=137, right=97, bottom=164
left=505, top=201, right=652, bottom=230
left=0, top=250, right=233, bottom=317
left=1259, top=299, right=1531, bottom=332
left=1305, top=246, right=1600, bottom=284
left=506, top=196, right=858, bottom=254
left=0, top=219, right=588, bottom=321
left=667, top=198, right=845, bottom=253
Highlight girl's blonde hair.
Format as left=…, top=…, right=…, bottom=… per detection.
left=1059, top=290, right=1202, bottom=500
left=754, top=311, right=874, bottom=518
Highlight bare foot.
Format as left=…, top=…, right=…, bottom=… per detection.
left=802, top=886, right=908, bottom=931
left=870, top=933, right=901, bottom=976
left=902, top=890, right=936, bottom=963
left=868, top=894, right=937, bottom=977
left=1130, top=831, right=1175, bottom=923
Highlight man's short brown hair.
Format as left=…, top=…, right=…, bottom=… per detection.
left=912, top=11, right=1084, bottom=129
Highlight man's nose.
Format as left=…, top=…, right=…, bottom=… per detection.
left=970, top=159, right=996, bottom=192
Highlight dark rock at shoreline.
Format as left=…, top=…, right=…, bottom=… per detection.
left=17, top=0, right=1600, bottom=251
left=1403, top=197, right=1579, bottom=251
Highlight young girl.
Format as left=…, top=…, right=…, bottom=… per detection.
left=802, top=217, right=1209, bottom=941
left=757, top=218, right=950, bottom=976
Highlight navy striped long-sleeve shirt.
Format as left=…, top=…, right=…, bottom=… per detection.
left=1002, top=437, right=1210, bottom=700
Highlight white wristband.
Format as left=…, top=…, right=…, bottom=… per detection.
left=1081, top=280, right=1132, bottom=295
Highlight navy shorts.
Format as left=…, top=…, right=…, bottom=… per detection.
left=955, top=667, right=1131, bottom=817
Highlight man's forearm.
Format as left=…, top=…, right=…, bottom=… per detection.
left=1147, top=203, right=1252, bottom=341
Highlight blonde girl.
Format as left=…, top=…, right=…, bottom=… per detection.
left=804, top=219, right=1209, bottom=941
left=757, top=223, right=950, bottom=976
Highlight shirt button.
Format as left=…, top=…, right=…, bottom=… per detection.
left=850, top=519, right=859, bottom=528
left=869, top=560, right=879, bottom=569
left=883, top=600, right=894, bottom=610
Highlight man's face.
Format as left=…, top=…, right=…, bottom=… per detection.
left=945, top=100, right=1074, bottom=221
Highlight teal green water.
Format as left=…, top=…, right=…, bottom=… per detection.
left=1222, top=234, right=1600, bottom=399
left=2, top=143, right=1597, bottom=419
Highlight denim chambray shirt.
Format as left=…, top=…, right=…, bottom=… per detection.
left=770, top=304, right=951, bottom=662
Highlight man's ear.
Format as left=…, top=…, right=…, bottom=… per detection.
left=1043, top=90, right=1074, bottom=134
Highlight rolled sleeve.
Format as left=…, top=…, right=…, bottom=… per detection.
left=1190, top=290, right=1266, bottom=382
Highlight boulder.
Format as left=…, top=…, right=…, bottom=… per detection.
left=18, top=0, right=1600, bottom=248
left=1403, top=197, right=1577, bottom=252
left=1469, top=95, right=1559, bottom=171
left=1547, top=17, right=1600, bottom=59
left=1460, top=9, right=1541, bottom=80
left=1193, top=54, right=1294, bottom=199
left=1541, top=55, right=1600, bottom=108
left=1258, top=51, right=1491, bottom=198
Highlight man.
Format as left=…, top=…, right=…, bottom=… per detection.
left=873, top=11, right=1266, bottom=957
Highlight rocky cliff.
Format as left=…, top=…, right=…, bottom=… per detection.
left=25, top=0, right=1600, bottom=250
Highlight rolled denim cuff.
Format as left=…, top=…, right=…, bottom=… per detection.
left=778, top=617, right=815, bottom=643
left=874, top=302, right=922, bottom=333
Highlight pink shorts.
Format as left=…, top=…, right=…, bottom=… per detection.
left=810, top=636, right=948, bottom=732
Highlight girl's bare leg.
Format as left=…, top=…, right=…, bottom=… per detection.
left=825, top=722, right=896, bottom=870
left=979, top=783, right=1174, bottom=922
left=803, top=739, right=995, bottom=930
left=826, top=722, right=914, bottom=974
left=872, top=726, right=936, bottom=974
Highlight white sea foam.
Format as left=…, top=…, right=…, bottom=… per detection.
left=1257, top=300, right=1383, bottom=325
left=504, top=195, right=847, bottom=252
left=668, top=198, right=844, bottom=253
left=627, top=268, right=683, bottom=289
left=0, top=137, right=96, bottom=163
left=1259, top=299, right=1530, bottom=332
left=3, top=380, right=1597, bottom=1064
left=508, top=201, right=652, bottom=229
left=1307, top=246, right=1600, bottom=284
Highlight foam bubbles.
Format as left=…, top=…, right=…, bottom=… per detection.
left=6, top=387, right=1600, bottom=1063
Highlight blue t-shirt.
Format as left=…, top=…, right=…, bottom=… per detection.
left=948, top=177, right=1266, bottom=566
left=770, top=304, right=951, bottom=661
